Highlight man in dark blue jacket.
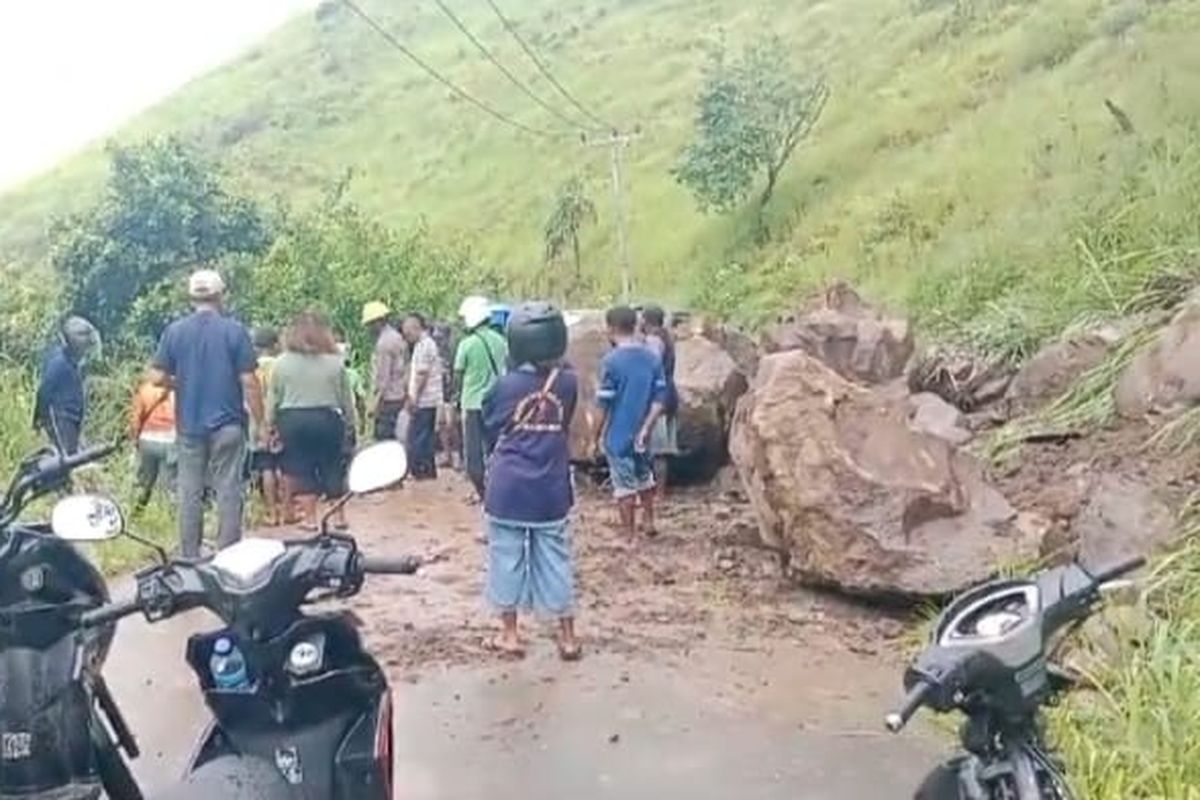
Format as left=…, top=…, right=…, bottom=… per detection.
left=34, top=316, right=99, bottom=455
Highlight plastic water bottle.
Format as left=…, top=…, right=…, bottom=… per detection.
left=209, top=636, right=250, bottom=691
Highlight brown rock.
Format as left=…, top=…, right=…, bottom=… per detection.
left=564, top=310, right=609, bottom=461
left=729, top=350, right=1036, bottom=601
left=698, top=323, right=760, bottom=379
left=762, top=291, right=913, bottom=385
left=1008, top=331, right=1115, bottom=413
left=908, top=392, right=972, bottom=445
left=1115, top=304, right=1200, bottom=417
left=673, top=337, right=748, bottom=482
left=1069, top=474, right=1175, bottom=569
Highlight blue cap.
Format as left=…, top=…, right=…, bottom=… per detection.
left=213, top=637, right=233, bottom=656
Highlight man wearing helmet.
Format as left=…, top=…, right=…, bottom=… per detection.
left=34, top=315, right=100, bottom=455
left=480, top=301, right=581, bottom=660
left=453, top=295, right=509, bottom=501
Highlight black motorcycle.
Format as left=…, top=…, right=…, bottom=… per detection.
left=0, top=443, right=143, bottom=799
left=886, top=557, right=1145, bottom=799
left=78, top=440, right=418, bottom=798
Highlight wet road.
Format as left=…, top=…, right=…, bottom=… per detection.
left=102, top=483, right=946, bottom=798
left=104, top=593, right=945, bottom=799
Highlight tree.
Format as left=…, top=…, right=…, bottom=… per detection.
left=543, top=177, right=598, bottom=285
left=673, top=36, right=829, bottom=213
left=237, top=195, right=497, bottom=360
left=50, top=137, right=271, bottom=342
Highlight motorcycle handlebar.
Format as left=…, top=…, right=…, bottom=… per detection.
left=359, top=554, right=421, bottom=575
left=79, top=596, right=141, bottom=629
left=59, top=442, right=119, bottom=472
left=1091, top=556, right=1146, bottom=585
left=885, top=680, right=932, bottom=734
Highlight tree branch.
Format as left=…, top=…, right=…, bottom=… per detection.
left=760, top=80, right=830, bottom=207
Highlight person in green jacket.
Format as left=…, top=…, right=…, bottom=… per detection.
left=454, top=296, right=509, bottom=501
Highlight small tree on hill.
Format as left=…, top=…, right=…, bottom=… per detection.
left=543, top=177, right=597, bottom=286
left=674, top=36, right=829, bottom=214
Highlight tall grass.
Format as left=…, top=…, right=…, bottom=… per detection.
left=0, top=366, right=174, bottom=575
left=980, top=322, right=1158, bottom=463
left=1052, top=538, right=1200, bottom=799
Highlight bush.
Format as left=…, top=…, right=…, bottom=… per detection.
left=233, top=199, right=497, bottom=359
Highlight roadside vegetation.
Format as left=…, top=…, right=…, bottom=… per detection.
left=1052, top=535, right=1200, bottom=799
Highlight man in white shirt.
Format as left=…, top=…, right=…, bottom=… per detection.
left=403, top=312, right=444, bottom=479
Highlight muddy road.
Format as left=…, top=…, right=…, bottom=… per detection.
left=103, top=477, right=945, bottom=799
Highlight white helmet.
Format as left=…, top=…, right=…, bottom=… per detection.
left=458, top=295, right=492, bottom=329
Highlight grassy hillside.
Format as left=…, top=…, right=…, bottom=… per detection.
left=3, top=0, right=1200, bottom=349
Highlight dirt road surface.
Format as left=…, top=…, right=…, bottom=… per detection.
left=103, top=476, right=945, bottom=799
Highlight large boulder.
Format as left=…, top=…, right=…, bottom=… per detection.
left=564, top=310, right=749, bottom=473
left=698, top=321, right=761, bottom=379
left=673, top=336, right=748, bottom=482
left=564, top=310, right=608, bottom=461
left=1115, top=304, right=1200, bottom=417
left=730, top=350, right=1036, bottom=601
left=762, top=287, right=913, bottom=385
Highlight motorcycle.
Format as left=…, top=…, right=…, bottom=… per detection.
left=0, top=442, right=144, bottom=799
left=74, top=440, right=419, bottom=798
left=885, top=557, right=1145, bottom=799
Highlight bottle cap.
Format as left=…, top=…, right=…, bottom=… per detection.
left=213, top=637, right=233, bottom=656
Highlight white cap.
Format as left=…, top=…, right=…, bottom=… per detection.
left=458, top=295, right=492, bottom=329
left=188, top=269, right=226, bottom=300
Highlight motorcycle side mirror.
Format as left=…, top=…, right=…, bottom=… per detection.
left=51, top=495, right=125, bottom=542
left=346, top=441, right=408, bottom=495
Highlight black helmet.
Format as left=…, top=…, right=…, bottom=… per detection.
left=507, top=301, right=567, bottom=366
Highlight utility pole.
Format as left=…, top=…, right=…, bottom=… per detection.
left=586, top=129, right=640, bottom=302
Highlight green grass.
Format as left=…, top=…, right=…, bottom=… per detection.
left=2, top=0, right=1200, bottom=339
left=1052, top=537, right=1200, bottom=799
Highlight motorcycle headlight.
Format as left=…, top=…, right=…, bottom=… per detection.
left=286, top=637, right=325, bottom=677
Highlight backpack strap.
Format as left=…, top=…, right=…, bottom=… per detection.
left=472, top=330, right=500, bottom=377
left=505, top=368, right=564, bottom=436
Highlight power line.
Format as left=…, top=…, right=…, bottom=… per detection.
left=340, top=0, right=560, bottom=140
left=484, top=0, right=613, bottom=131
left=431, top=0, right=594, bottom=133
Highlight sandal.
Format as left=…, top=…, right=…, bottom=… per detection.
left=557, top=639, right=583, bottom=662
left=483, top=635, right=525, bottom=659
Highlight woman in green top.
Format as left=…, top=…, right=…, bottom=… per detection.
left=267, top=311, right=357, bottom=531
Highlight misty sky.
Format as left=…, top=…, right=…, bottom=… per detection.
left=0, top=0, right=318, bottom=190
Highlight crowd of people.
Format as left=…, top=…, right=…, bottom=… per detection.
left=33, top=267, right=681, bottom=662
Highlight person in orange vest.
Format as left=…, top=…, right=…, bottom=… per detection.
left=129, top=369, right=177, bottom=513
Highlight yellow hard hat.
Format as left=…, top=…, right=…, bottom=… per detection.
left=361, top=301, right=390, bottom=326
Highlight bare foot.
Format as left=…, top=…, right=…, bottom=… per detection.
left=483, top=633, right=525, bottom=659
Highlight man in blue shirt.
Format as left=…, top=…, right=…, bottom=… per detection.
left=150, top=269, right=263, bottom=559
left=593, top=306, right=666, bottom=539
left=33, top=316, right=99, bottom=454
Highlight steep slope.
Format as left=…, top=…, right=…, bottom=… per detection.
left=3, top=0, right=1200, bottom=343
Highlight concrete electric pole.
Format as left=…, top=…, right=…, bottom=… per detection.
left=586, top=129, right=640, bottom=302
